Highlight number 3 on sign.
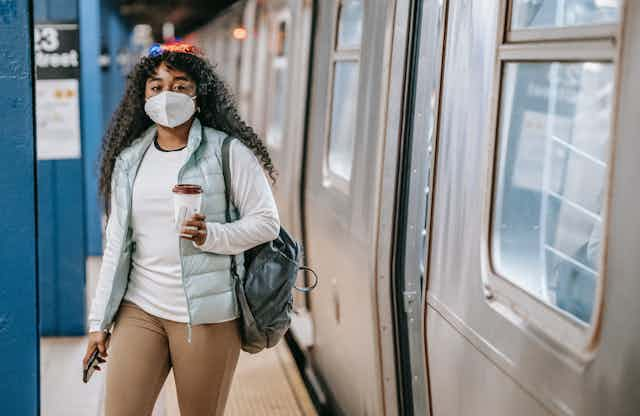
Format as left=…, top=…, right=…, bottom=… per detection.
left=34, top=27, right=60, bottom=53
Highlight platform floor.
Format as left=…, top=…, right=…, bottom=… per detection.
left=41, top=337, right=315, bottom=415
left=39, top=256, right=316, bottom=415
left=226, top=344, right=316, bottom=415
left=161, top=342, right=317, bottom=415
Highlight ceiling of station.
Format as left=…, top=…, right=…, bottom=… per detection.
left=116, top=0, right=239, bottom=39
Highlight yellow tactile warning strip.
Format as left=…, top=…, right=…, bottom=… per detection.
left=225, top=343, right=317, bottom=415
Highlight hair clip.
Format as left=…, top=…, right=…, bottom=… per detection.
left=147, top=41, right=203, bottom=58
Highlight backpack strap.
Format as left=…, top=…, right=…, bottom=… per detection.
left=221, top=135, right=234, bottom=223
left=221, top=135, right=240, bottom=280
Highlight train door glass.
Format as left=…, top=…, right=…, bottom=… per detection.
left=325, top=0, right=363, bottom=186
left=511, top=0, right=619, bottom=29
left=492, top=62, right=613, bottom=324
left=484, top=0, right=619, bottom=354
left=266, top=11, right=290, bottom=149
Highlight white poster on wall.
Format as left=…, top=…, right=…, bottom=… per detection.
left=34, top=24, right=82, bottom=160
left=36, top=79, right=81, bottom=159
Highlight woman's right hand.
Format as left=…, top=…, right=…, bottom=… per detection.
left=83, top=330, right=111, bottom=370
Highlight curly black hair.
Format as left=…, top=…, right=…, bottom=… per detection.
left=97, top=50, right=276, bottom=218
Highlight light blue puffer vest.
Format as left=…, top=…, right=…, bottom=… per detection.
left=97, top=117, right=244, bottom=343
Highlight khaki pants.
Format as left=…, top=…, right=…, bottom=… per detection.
left=104, top=299, right=241, bottom=416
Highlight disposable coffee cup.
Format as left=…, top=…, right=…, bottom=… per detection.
left=172, top=184, right=203, bottom=233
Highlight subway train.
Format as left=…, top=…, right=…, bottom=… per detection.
left=186, top=1, right=640, bottom=415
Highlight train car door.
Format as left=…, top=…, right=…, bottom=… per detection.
left=395, top=0, right=447, bottom=414
left=246, top=0, right=314, bottom=341
left=422, top=1, right=640, bottom=415
left=259, top=0, right=312, bottom=246
left=302, top=1, right=399, bottom=414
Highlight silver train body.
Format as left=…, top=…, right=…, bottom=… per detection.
left=189, top=1, right=640, bottom=415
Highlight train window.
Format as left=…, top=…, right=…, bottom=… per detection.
left=328, top=61, right=360, bottom=180
left=484, top=0, right=620, bottom=358
left=510, top=0, right=619, bottom=29
left=324, top=0, right=364, bottom=185
left=267, top=66, right=287, bottom=148
left=491, top=62, right=613, bottom=324
left=266, top=12, right=290, bottom=149
left=336, top=0, right=363, bottom=50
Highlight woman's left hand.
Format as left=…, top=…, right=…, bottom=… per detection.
left=180, top=213, right=208, bottom=246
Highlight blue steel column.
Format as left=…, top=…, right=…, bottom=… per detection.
left=80, top=0, right=104, bottom=257
left=34, top=0, right=86, bottom=336
left=0, top=0, right=39, bottom=415
left=102, top=2, right=128, bottom=125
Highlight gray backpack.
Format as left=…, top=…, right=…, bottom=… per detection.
left=221, top=135, right=317, bottom=353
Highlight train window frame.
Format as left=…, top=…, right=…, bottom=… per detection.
left=505, top=0, right=620, bottom=42
left=321, top=0, right=364, bottom=194
left=480, top=0, right=624, bottom=361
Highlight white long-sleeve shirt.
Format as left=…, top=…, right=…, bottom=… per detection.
left=88, top=136, right=279, bottom=332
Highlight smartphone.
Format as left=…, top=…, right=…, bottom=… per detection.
left=82, top=331, right=111, bottom=383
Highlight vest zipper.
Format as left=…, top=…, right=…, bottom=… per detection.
left=177, top=142, right=196, bottom=345
left=105, top=150, right=145, bottom=330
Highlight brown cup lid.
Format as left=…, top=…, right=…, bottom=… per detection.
left=172, top=184, right=203, bottom=194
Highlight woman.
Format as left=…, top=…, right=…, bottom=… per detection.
left=82, top=42, right=279, bottom=415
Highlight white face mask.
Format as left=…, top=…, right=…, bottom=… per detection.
left=144, top=91, right=197, bottom=128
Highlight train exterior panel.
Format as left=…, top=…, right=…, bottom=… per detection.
left=190, top=1, right=640, bottom=415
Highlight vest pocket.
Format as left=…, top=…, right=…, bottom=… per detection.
left=189, top=271, right=234, bottom=298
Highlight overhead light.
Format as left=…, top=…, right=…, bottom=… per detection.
left=232, top=27, right=248, bottom=40
left=132, top=24, right=153, bottom=47
left=98, top=53, right=111, bottom=69
left=162, top=22, right=175, bottom=42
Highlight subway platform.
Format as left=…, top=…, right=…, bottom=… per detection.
left=39, top=258, right=316, bottom=416
left=6, top=0, right=640, bottom=415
